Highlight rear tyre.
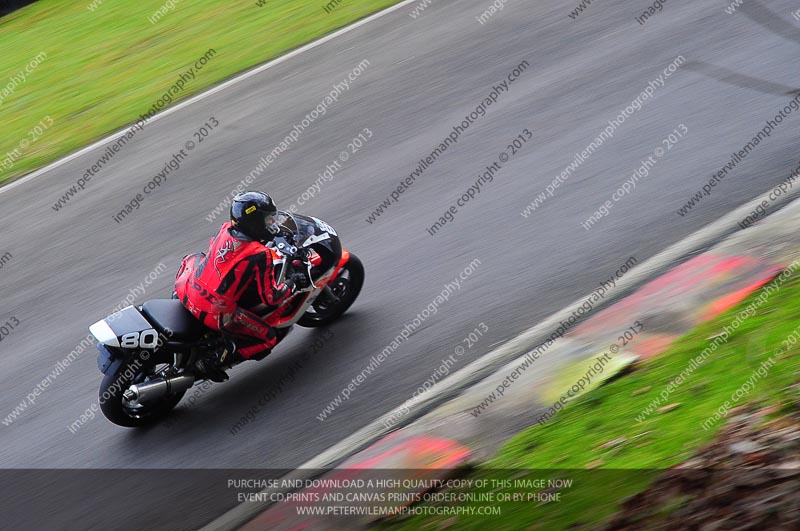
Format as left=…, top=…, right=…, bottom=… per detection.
left=99, top=355, right=186, bottom=428
left=298, top=254, right=364, bottom=328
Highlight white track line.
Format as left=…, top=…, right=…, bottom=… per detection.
left=0, top=0, right=419, bottom=196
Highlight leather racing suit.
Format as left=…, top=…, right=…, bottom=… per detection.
left=174, top=222, right=294, bottom=359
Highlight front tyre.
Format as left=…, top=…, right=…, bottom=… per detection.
left=99, top=356, right=186, bottom=428
left=298, top=254, right=364, bottom=328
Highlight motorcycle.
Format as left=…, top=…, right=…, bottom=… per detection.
left=89, top=212, right=364, bottom=427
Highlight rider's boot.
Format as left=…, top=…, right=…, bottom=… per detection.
left=195, top=340, right=237, bottom=383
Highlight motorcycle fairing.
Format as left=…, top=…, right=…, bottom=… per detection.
left=90, top=306, right=152, bottom=347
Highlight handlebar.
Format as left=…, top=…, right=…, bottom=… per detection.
left=273, top=237, right=298, bottom=257
left=271, top=236, right=313, bottom=291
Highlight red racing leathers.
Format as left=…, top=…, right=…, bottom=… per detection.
left=174, top=222, right=294, bottom=359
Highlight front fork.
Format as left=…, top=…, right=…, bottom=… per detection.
left=320, top=285, right=341, bottom=305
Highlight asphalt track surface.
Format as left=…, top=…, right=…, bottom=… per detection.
left=2, top=0, right=800, bottom=529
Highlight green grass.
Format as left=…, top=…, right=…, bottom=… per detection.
left=0, top=0, right=401, bottom=183
left=377, top=272, right=800, bottom=531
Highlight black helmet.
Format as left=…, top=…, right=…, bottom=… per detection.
left=230, top=191, right=279, bottom=241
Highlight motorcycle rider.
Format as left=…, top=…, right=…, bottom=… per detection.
left=174, top=191, right=309, bottom=382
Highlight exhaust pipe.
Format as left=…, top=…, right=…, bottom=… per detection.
left=123, top=374, right=195, bottom=404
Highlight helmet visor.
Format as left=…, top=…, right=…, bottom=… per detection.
left=265, top=213, right=280, bottom=235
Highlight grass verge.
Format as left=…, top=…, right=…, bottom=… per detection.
left=0, top=0, right=401, bottom=184
left=376, top=271, right=800, bottom=531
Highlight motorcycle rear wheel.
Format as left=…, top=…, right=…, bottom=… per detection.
left=99, top=355, right=186, bottom=428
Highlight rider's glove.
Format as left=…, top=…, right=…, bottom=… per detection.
left=288, top=271, right=311, bottom=290
left=283, top=278, right=297, bottom=293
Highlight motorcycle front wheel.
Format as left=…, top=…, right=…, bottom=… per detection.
left=298, top=253, right=364, bottom=328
